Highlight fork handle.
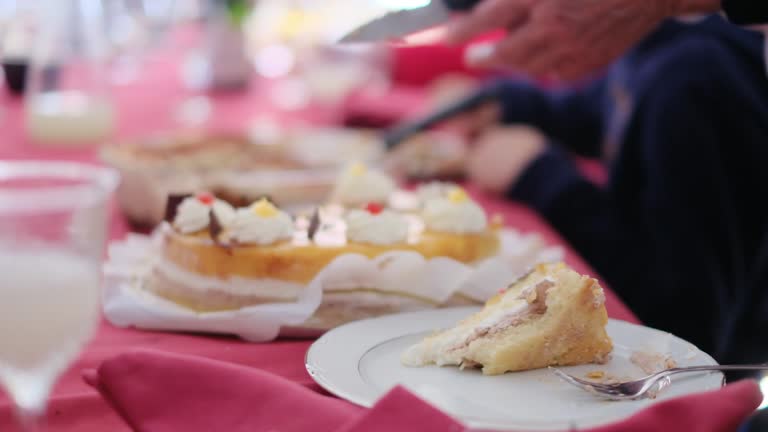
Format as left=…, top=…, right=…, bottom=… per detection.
left=667, top=364, right=768, bottom=374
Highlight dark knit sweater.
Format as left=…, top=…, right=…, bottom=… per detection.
left=500, top=15, right=768, bottom=363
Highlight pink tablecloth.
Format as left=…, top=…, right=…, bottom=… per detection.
left=0, top=74, right=637, bottom=430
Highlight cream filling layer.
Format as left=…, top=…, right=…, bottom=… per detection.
left=402, top=278, right=554, bottom=367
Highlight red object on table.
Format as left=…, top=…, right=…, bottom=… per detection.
left=84, top=350, right=763, bottom=432
left=390, top=31, right=505, bottom=86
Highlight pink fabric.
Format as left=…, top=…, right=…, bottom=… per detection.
left=84, top=350, right=763, bottom=432
left=83, top=350, right=363, bottom=432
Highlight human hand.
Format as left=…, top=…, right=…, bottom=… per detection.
left=450, top=0, right=719, bottom=79
left=467, top=125, right=547, bottom=193
left=427, top=75, right=501, bottom=137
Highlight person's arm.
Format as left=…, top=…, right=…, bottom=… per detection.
left=495, top=79, right=605, bottom=158
left=505, top=146, right=642, bottom=285
left=446, top=0, right=737, bottom=79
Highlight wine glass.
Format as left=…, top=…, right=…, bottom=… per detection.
left=24, top=0, right=116, bottom=147
left=0, top=161, right=119, bottom=429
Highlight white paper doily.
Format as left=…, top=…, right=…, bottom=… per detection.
left=102, top=230, right=563, bottom=342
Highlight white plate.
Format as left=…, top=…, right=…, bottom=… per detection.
left=305, top=307, right=722, bottom=431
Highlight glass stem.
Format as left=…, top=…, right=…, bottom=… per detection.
left=16, top=406, right=41, bottom=432
left=1, top=372, right=51, bottom=431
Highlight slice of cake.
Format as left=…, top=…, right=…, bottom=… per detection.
left=401, top=263, right=612, bottom=375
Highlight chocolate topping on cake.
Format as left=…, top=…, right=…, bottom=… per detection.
left=308, top=208, right=321, bottom=241
left=209, top=208, right=223, bottom=240
left=163, top=193, right=192, bottom=223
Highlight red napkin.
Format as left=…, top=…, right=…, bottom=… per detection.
left=82, top=350, right=363, bottom=432
left=84, top=350, right=763, bottom=432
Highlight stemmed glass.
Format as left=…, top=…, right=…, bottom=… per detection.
left=0, top=161, right=119, bottom=429
left=23, top=0, right=116, bottom=146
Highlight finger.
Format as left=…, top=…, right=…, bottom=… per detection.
left=447, top=0, right=531, bottom=44
left=523, top=47, right=567, bottom=78
left=467, top=24, right=551, bottom=70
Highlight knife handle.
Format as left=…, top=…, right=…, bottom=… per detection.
left=383, top=81, right=505, bottom=150
left=443, top=0, right=482, bottom=11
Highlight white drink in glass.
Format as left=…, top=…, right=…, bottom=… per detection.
left=25, top=91, right=115, bottom=145
left=0, top=160, right=118, bottom=430
left=0, top=249, right=100, bottom=416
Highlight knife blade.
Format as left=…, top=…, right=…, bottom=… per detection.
left=339, top=0, right=480, bottom=44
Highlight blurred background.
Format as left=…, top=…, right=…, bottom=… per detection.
left=0, top=0, right=478, bottom=227
left=0, top=1, right=766, bottom=428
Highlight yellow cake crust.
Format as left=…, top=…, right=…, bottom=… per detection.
left=160, top=225, right=500, bottom=284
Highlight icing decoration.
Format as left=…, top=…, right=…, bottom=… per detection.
left=349, top=162, right=367, bottom=176
left=308, top=208, right=321, bottom=241
left=365, top=202, right=383, bottom=215
left=208, top=209, right=227, bottom=248
left=163, top=193, right=192, bottom=223
left=252, top=198, right=279, bottom=218
left=197, top=192, right=214, bottom=205
left=447, top=188, right=469, bottom=204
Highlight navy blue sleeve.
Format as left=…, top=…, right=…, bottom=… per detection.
left=505, top=147, right=630, bottom=273
left=496, top=79, right=605, bottom=158
left=510, top=30, right=768, bottom=363
left=722, top=0, right=768, bottom=25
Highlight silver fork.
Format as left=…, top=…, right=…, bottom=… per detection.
left=551, top=364, right=768, bottom=400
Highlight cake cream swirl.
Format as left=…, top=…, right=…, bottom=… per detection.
left=422, top=188, right=487, bottom=234
left=332, top=162, right=395, bottom=206
left=173, top=195, right=236, bottom=234
left=417, top=181, right=458, bottom=204
left=229, top=199, right=294, bottom=245
left=345, top=209, right=409, bottom=245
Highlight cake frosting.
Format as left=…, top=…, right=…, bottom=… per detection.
left=332, top=162, right=395, bottom=206
left=345, top=207, right=409, bottom=245
left=173, top=193, right=236, bottom=234
left=422, top=188, right=487, bottom=234
left=229, top=199, right=294, bottom=245
left=417, top=181, right=458, bottom=204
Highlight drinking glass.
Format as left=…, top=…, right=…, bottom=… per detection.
left=0, top=161, right=119, bottom=429
left=24, top=0, right=116, bottom=147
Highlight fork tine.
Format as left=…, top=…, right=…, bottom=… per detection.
left=550, top=368, right=617, bottom=390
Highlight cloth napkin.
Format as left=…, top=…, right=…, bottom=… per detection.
left=83, top=350, right=763, bottom=432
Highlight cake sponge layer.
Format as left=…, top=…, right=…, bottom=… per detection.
left=402, top=263, right=613, bottom=375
